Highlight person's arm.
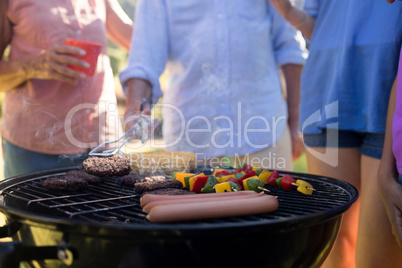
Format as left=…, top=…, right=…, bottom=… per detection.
left=0, top=1, right=91, bottom=92
left=124, top=78, right=153, bottom=131
left=105, top=0, right=133, bottom=50
left=120, top=0, right=168, bottom=131
left=269, top=3, right=307, bottom=161
left=378, top=77, right=402, bottom=247
left=268, top=0, right=316, bottom=40
left=0, top=0, right=11, bottom=58
left=281, top=63, right=304, bottom=161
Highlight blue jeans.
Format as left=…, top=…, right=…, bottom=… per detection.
left=2, top=139, right=89, bottom=179
left=303, top=129, right=385, bottom=159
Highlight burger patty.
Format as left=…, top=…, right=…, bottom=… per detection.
left=134, top=179, right=184, bottom=194
left=141, top=188, right=195, bottom=196
left=42, top=177, right=88, bottom=191
left=117, top=173, right=142, bottom=185
left=65, top=170, right=104, bottom=184
left=117, top=174, right=166, bottom=186
left=82, top=155, right=132, bottom=177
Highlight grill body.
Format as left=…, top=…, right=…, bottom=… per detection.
left=0, top=167, right=358, bottom=268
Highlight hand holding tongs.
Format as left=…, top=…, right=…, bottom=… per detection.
left=89, top=98, right=154, bottom=157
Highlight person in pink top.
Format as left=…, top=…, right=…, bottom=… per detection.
left=378, top=0, right=402, bottom=251
left=0, top=0, right=133, bottom=178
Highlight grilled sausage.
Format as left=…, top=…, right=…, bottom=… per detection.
left=146, top=194, right=278, bottom=223
left=140, top=190, right=259, bottom=207
left=142, top=192, right=268, bottom=213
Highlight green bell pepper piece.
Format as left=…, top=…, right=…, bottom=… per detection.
left=227, top=181, right=241, bottom=191
left=245, top=178, right=265, bottom=193
left=201, top=176, right=220, bottom=193
left=276, top=177, right=282, bottom=189
left=238, top=163, right=247, bottom=169
left=235, top=172, right=244, bottom=180
left=184, top=175, right=194, bottom=190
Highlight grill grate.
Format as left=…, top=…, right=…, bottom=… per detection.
left=0, top=169, right=356, bottom=225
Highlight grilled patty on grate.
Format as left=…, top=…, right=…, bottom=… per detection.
left=117, top=174, right=166, bottom=185
left=142, top=188, right=196, bottom=196
left=134, top=179, right=184, bottom=194
left=42, top=177, right=88, bottom=191
left=82, top=155, right=132, bottom=177
left=65, top=170, right=104, bottom=184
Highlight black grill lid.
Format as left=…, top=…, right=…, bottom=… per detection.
left=0, top=167, right=358, bottom=231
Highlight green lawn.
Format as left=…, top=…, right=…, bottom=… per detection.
left=293, top=152, right=309, bottom=173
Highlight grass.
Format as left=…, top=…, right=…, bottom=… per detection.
left=294, top=152, right=309, bottom=173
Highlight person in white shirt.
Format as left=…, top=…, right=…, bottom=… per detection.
left=120, top=0, right=308, bottom=170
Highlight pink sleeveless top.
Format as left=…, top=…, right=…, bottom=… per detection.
left=2, top=0, right=122, bottom=154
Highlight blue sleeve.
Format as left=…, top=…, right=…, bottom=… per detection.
left=304, top=0, right=319, bottom=18
left=119, top=0, right=168, bottom=102
left=269, top=3, right=308, bottom=67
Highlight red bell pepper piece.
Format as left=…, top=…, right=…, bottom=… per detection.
left=236, top=170, right=256, bottom=190
left=268, top=170, right=280, bottom=187
left=226, top=177, right=242, bottom=190
left=191, top=175, right=209, bottom=193
left=243, top=170, right=256, bottom=180
left=240, top=164, right=253, bottom=174
left=214, top=170, right=229, bottom=177
left=281, top=174, right=297, bottom=190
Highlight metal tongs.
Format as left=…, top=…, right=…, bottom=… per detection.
left=89, top=98, right=153, bottom=157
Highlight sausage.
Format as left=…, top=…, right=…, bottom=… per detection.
left=146, top=194, right=278, bottom=223
left=142, top=192, right=267, bottom=213
left=140, top=190, right=259, bottom=207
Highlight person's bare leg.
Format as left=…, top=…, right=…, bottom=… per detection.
left=356, top=155, right=402, bottom=268
left=306, top=147, right=360, bottom=268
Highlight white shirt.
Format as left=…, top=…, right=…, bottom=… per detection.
left=120, top=0, right=308, bottom=158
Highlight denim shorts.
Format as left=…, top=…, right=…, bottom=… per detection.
left=2, top=139, right=89, bottom=179
left=303, top=129, right=385, bottom=159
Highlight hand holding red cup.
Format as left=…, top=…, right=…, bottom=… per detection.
left=65, top=39, right=102, bottom=77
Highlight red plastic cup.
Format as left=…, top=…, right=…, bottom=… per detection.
left=65, top=39, right=102, bottom=77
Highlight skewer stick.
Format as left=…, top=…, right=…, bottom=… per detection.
left=257, top=186, right=270, bottom=192
left=291, top=182, right=316, bottom=191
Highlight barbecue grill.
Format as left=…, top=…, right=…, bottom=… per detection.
left=0, top=167, right=358, bottom=268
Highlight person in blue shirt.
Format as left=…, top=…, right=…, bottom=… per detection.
left=120, top=1, right=308, bottom=170
left=269, top=0, right=402, bottom=267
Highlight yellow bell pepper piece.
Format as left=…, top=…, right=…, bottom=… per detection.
left=174, top=172, right=195, bottom=187
left=258, top=170, right=272, bottom=184
left=243, top=179, right=251, bottom=190
left=189, top=173, right=205, bottom=191
left=218, top=175, right=235, bottom=182
left=214, top=182, right=232, bottom=193
left=296, top=179, right=314, bottom=195
left=252, top=166, right=260, bottom=171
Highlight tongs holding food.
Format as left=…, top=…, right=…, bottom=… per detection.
left=89, top=98, right=155, bottom=157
